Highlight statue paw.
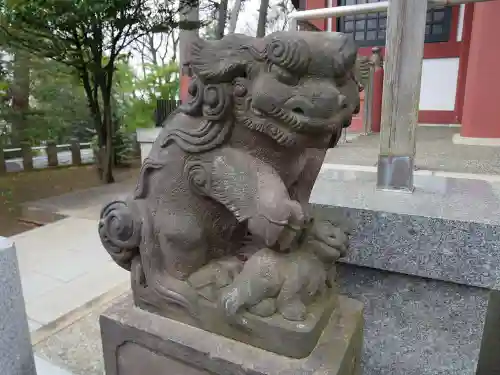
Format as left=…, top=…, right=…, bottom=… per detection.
left=219, top=285, right=243, bottom=317
left=248, top=298, right=277, bottom=317
left=308, top=219, right=351, bottom=263
left=247, top=199, right=306, bottom=251
left=188, top=256, right=244, bottom=302
left=279, top=299, right=307, bottom=321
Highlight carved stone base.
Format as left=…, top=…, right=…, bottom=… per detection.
left=100, top=294, right=364, bottom=375
left=135, top=282, right=339, bottom=359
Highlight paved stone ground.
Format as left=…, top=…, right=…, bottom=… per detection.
left=12, top=218, right=129, bottom=330
left=326, top=127, right=500, bottom=175
left=21, top=181, right=134, bottom=222
left=35, top=355, right=74, bottom=375
left=34, top=294, right=128, bottom=375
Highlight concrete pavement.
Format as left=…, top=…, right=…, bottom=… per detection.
left=12, top=217, right=129, bottom=331
left=11, top=180, right=132, bottom=338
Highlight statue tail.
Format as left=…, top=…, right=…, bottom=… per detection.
left=98, top=200, right=142, bottom=271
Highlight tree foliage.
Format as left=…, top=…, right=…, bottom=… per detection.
left=0, top=0, right=183, bottom=182
left=114, top=59, right=179, bottom=132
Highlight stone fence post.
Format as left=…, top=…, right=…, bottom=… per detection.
left=70, top=139, right=82, bottom=166
left=0, top=237, right=37, bottom=375
left=46, top=141, right=58, bottom=168
left=20, top=142, right=33, bottom=171
left=0, top=147, right=5, bottom=175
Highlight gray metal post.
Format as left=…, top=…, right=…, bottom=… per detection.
left=362, top=57, right=374, bottom=135
left=376, top=0, right=428, bottom=192
left=0, top=237, right=37, bottom=375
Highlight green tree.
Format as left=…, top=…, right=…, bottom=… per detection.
left=0, top=0, right=182, bottom=182
left=114, top=59, right=179, bottom=132
left=29, top=58, right=94, bottom=143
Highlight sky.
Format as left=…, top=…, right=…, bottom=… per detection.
left=128, top=0, right=293, bottom=76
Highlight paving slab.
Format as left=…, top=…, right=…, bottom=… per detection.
left=21, top=181, right=134, bottom=223
left=10, top=217, right=129, bottom=326
left=35, top=355, right=74, bottom=375
left=326, top=127, right=500, bottom=175
left=34, top=294, right=123, bottom=375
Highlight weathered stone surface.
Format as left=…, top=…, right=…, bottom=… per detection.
left=97, top=30, right=361, bottom=356
left=20, top=141, right=33, bottom=171
left=337, top=264, right=488, bottom=375
left=101, top=294, right=364, bottom=375
left=310, top=167, right=500, bottom=374
left=0, top=237, right=36, bottom=375
left=138, top=283, right=339, bottom=359
left=46, top=141, right=59, bottom=167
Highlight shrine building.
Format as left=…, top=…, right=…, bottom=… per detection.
left=291, top=0, right=500, bottom=144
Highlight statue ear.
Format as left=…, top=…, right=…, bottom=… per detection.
left=189, top=35, right=256, bottom=84
left=332, top=35, right=358, bottom=78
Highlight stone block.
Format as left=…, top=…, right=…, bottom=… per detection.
left=337, top=264, right=488, bottom=375
left=100, top=295, right=364, bottom=375
left=46, top=141, right=58, bottom=167
left=309, top=167, right=500, bottom=374
left=0, top=237, right=36, bottom=375
left=136, top=286, right=339, bottom=359
left=0, top=147, right=5, bottom=174
left=70, top=139, right=82, bottom=166
left=21, top=141, right=33, bottom=171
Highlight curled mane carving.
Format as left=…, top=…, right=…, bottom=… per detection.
left=156, top=34, right=264, bottom=156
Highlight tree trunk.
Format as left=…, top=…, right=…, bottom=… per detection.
left=216, top=0, right=229, bottom=39
left=256, top=0, right=270, bottom=37
left=228, top=0, right=243, bottom=33
left=99, top=69, right=115, bottom=184
left=11, top=51, right=30, bottom=145
left=80, top=68, right=105, bottom=179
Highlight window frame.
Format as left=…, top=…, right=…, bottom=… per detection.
left=337, top=1, right=453, bottom=47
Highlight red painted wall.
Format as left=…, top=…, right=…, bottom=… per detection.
left=180, top=75, right=190, bottom=104
left=306, top=0, right=327, bottom=31
left=307, top=1, right=464, bottom=125
left=461, top=0, right=500, bottom=138
left=454, top=3, right=474, bottom=124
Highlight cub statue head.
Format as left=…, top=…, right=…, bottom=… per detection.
left=181, top=31, right=360, bottom=149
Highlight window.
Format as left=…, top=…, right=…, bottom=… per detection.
left=337, top=0, right=453, bottom=47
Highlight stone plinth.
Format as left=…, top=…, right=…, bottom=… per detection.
left=136, top=287, right=339, bottom=359
left=136, top=128, right=160, bottom=163
left=309, top=166, right=500, bottom=374
left=100, top=295, right=364, bottom=375
left=0, top=237, right=36, bottom=375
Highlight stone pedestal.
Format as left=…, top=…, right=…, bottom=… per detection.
left=0, top=237, right=36, bottom=375
left=100, top=295, right=364, bottom=375
left=310, top=165, right=500, bottom=374
left=136, top=128, right=160, bottom=163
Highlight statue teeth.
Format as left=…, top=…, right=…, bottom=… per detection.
left=253, top=108, right=263, bottom=116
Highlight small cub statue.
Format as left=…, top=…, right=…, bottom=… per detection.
left=98, top=30, right=360, bottom=357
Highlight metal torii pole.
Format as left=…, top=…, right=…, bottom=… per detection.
left=289, top=0, right=494, bottom=192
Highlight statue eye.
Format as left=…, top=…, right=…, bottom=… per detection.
left=270, top=64, right=299, bottom=86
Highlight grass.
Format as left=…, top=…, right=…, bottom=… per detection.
left=0, top=164, right=139, bottom=237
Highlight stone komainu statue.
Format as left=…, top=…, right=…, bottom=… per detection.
left=98, top=31, right=360, bottom=340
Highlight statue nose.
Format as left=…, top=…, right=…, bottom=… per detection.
left=284, top=93, right=349, bottom=119
left=285, top=97, right=315, bottom=117
left=338, top=95, right=348, bottom=110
